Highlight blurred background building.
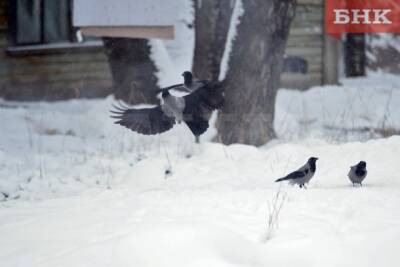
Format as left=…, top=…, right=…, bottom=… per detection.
left=0, top=0, right=111, bottom=100
left=0, top=0, right=398, bottom=101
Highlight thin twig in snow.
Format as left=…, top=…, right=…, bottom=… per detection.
left=264, top=187, right=287, bottom=241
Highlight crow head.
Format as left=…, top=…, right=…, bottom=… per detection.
left=308, top=157, right=318, bottom=172
left=182, top=71, right=193, bottom=86
left=161, top=90, right=171, bottom=99
left=357, top=161, right=367, bottom=170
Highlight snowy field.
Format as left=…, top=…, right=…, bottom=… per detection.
left=1, top=73, right=400, bottom=266
left=2, top=3, right=400, bottom=264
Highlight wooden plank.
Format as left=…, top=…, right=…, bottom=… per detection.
left=280, top=73, right=322, bottom=90
left=0, top=61, right=110, bottom=76
left=293, top=10, right=324, bottom=24
left=288, top=33, right=323, bottom=42
left=306, top=63, right=323, bottom=73
left=285, top=47, right=323, bottom=56
left=4, top=70, right=112, bottom=84
left=6, top=41, right=105, bottom=56
left=287, top=39, right=322, bottom=48
left=0, top=52, right=108, bottom=64
left=0, top=77, right=111, bottom=89
left=2, top=77, right=112, bottom=88
left=298, top=0, right=323, bottom=5
left=1, top=79, right=112, bottom=101
left=81, top=26, right=174, bottom=40
left=291, top=20, right=322, bottom=29
left=289, top=28, right=323, bottom=37
left=300, top=59, right=323, bottom=69
left=287, top=37, right=322, bottom=44
left=286, top=43, right=322, bottom=49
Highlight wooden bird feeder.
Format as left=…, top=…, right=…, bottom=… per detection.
left=73, top=0, right=175, bottom=39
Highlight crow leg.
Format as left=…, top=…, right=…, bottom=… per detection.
left=195, top=136, right=200, bottom=144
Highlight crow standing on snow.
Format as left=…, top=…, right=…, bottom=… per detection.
left=160, top=71, right=209, bottom=93
left=111, top=81, right=224, bottom=141
left=275, top=157, right=318, bottom=188
left=348, top=161, right=367, bottom=186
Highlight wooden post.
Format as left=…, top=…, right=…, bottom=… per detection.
left=345, top=33, right=366, bottom=77
left=322, top=34, right=340, bottom=85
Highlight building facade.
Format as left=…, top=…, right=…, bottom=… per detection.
left=0, top=0, right=337, bottom=101
left=0, top=0, right=111, bottom=100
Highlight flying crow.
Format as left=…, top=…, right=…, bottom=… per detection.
left=159, top=71, right=209, bottom=93
left=275, top=157, right=318, bottom=188
left=111, top=81, right=224, bottom=140
left=348, top=161, right=367, bottom=186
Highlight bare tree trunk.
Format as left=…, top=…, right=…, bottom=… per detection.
left=192, top=0, right=235, bottom=81
left=103, top=37, right=159, bottom=104
left=217, top=0, right=296, bottom=146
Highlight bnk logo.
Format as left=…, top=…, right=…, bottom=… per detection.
left=334, top=9, right=392, bottom=24
left=325, top=0, right=400, bottom=37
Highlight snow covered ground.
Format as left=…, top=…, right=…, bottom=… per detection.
left=1, top=73, right=400, bottom=266
left=277, top=72, right=400, bottom=142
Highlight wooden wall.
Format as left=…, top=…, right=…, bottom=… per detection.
left=0, top=31, right=112, bottom=101
left=281, top=0, right=327, bottom=89
left=0, top=0, right=334, bottom=101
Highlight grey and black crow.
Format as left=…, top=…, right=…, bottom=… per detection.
left=275, top=157, right=318, bottom=188
left=159, top=71, right=208, bottom=93
left=348, top=161, right=367, bottom=186
left=111, top=81, right=224, bottom=140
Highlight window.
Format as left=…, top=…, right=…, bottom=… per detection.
left=10, top=0, right=74, bottom=45
left=282, top=56, right=308, bottom=74
left=8, top=0, right=101, bottom=54
left=0, top=0, right=7, bottom=28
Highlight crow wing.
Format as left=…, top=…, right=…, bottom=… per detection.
left=275, top=171, right=306, bottom=182
left=196, top=80, right=209, bottom=84
left=285, top=170, right=307, bottom=180
left=183, top=81, right=224, bottom=114
left=158, top=83, right=192, bottom=93
left=111, top=104, right=175, bottom=135
left=182, top=81, right=224, bottom=136
left=355, top=168, right=367, bottom=178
